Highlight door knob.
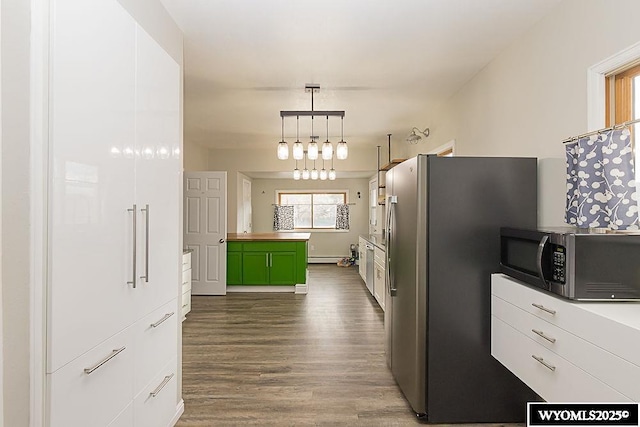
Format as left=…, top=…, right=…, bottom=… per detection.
left=219, top=239, right=225, bottom=244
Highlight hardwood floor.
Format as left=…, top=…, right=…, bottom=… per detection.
left=177, top=264, right=421, bottom=426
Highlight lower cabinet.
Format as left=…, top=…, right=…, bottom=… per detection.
left=373, top=260, right=385, bottom=311
left=358, top=237, right=366, bottom=281
left=181, top=252, right=192, bottom=320
left=227, top=241, right=307, bottom=285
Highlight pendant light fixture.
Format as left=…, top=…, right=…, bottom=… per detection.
left=336, top=116, right=348, bottom=160
left=277, top=116, right=289, bottom=160
left=302, top=154, right=310, bottom=180
left=320, top=159, right=328, bottom=180
left=329, top=156, right=336, bottom=180
left=322, top=115, right=333, bottom=160
left=293, top=116, right=303, bottom=160
left=279, top=84, right=346, bottom=165
left=311, top=159, right=319, bottom=180
left=293, top=159, right=301, bottom=180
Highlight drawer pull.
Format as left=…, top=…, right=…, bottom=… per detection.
left=84, top=347, right=126, bottom=374
left=531, top=329, right=556, bottom=343
left=150, top=373, right=175, bottom=398
left=532, top=355, right=556, bottom=371
left=182, top=303, right=188, bottom=308
left=150, top=312, right=175, bottom=328
left=531, top=303, right=556, bottom=315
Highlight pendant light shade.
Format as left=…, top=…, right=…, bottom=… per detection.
left=308, top=140, right=318, bottom=160
left=302, top=168, right=310, bottom=180
left=311, top=159, right=318, bottom=180
left=336, top=116, right=348, bottom=159
left=320, top=168, right=328, bottom=180
left=293, top=168, right=301, bottom=180
left=328, top=168, right=336, bottom=180
left=277, top=141, right=289, bottom=160
left=293, top=141, right=304, bottom=160
left=322, top=116, right=333, bottom=160
left=276, top=117, right=288, bottom=159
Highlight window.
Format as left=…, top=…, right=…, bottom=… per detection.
left=278, top=192, right=347, bottom=230
left=605, top=62, right=640, bottom=182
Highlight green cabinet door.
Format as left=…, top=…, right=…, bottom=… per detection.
left=242, top=252, right=270, bottom=285
left=269, top=252, right=297, bottom=284
left=227, top=251, right=243, bottom=285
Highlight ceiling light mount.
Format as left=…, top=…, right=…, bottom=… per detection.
left=406, top=127, right=430, bottom=144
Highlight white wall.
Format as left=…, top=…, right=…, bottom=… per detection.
left=209, top=146, right=377, bottom=233
left=183, top=139, right=209, bottom=171
left=2, top=0, right=31, bottom=424
left=236, top=173, right=252, bottom=233
left=251, top=178, right=369, bottom=258
left=408, top=0, right=640, bottom=227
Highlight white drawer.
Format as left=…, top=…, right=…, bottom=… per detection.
left=491, top=315, right=630, bottom=403
left=182, top=252, right=191, bottom=271
left=107, top=402, right=133, bottom=427
left=492, top=274, right=640, bottom=368
left=134, top=299, right=178, bottom=393
left=48, top=327, right=134, bottom=427
left=374, top=246, right=385, bottom=265
left=182, top=268, right=192, bottom=288
left=181, top=278, right=192, bottom=295
left=134, top=358, right=178, bottom=427
left=493, top=296, right=640, bottom=401
left=182, top=291, right=192, bottom=318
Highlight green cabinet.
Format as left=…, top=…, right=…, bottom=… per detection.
left=227, top=240, right=307, bottom=286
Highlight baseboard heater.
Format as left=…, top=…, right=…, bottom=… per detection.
left=308, top=256, right=345, bottom=264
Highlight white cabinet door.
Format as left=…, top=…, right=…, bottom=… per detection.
left=133, top=25, right=181, bottom=317
left=48, top=0, right=137, bottom=373
left=374, top=261, right=385, bottom=311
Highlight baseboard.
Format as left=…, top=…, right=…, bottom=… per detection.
left=227, top=285, right=296, bottom=293
left=308, top=257, right=344, bottom=264
left=295, top=283, right=308, bottom=294
left=169, top=399, right=185, bottom=426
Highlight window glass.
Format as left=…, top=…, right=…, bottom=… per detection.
left=278, top=192, right=346, bottom=229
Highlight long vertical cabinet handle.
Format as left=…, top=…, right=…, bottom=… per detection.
left=266, top=253, right=269, bottom=267
left=140, top=204, right=150, bottom=282
left=387, top=196, right=398, bottom=296
left=127, top=205, right=137, bottom=288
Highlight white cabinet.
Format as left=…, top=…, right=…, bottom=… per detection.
left=181, top=252, right=192, bottom=319
left=358, top=237, right=367, bottom=281
left=491, top=274, right=640, bottom=402
left=373, top=247, right=385, bottom=311
left=46, top=0, right=182, bottom=425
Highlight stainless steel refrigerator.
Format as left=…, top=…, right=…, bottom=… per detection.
left=384, top=155, right=539, bottom=423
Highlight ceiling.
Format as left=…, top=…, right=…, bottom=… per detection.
left=160, top=0, right=561, bottom=151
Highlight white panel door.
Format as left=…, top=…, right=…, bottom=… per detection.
left=184, top=172, right=227, bottom=295
left=242, top=178, right=252, bottom=233
left=48, top=0, right=137, bottom=373
left=133, top=25, right=181, bottom=317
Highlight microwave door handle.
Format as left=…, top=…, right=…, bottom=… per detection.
left=536, top=235, right=549, bottom=289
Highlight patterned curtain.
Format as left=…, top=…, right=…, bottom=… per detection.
left=336, top=204, right=350, bottom=230
left=565, top=128, right=639, bottom=230
left=273, top=205, right=294, bottom=231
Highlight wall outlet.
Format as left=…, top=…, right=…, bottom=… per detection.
left=310, top=245, right=315, bottom=251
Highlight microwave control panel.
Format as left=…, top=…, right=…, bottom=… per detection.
left=551, top=244, right=566, bottom=284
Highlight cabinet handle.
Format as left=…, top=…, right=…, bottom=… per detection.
left=127, top=205, right=137, bottom=288
left=266, top=253, right=269, bottom=267
left=182, top=303, right=188, bottom=308
left=531, top=329, right=556, bottom=343
left=531, top=303, right=556, bottom=315
left=84, top=347, right=126, bottom=374
left=531, top=355, right=556, bottom=371
left=150, top=312, right=175, bottom=328
left=140, top=204, right=150, bottom=282
left=150, top=373, right=174, bottom=397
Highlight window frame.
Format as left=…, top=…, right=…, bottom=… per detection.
left=275, top=190, right=349, bottom=232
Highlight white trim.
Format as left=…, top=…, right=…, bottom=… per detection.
left=226, top=285, right=297, bottom=293
left=587, top=40, right=640, bottom=131
left=294, top=284, right=307, bottom=294
left=428, top=139, right=456, bottom=156
left=0, top=0, right=3, bottom=420
left=308, top=257, right=343, bottom=263
left=30, top=0, right=49, bottom=425
left=168, top=400, right=185, bottom=427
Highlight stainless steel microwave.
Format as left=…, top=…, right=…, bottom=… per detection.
left=499, top=227, right=640, bottom=301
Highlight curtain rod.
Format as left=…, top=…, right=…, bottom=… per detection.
left=272, top=203, right=356, bottom=206
left=562, top=117, right=640, bottom=144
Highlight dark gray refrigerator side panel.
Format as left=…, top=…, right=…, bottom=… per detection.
left=387, top=157, right=425, bottom=414
left=426, top=156, right=539, bottom=423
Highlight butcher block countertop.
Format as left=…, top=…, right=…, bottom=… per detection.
left=227, top=233, right=311, bottom=242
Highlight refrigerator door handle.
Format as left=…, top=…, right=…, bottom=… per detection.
left=386, top=195, right=398, bottom=296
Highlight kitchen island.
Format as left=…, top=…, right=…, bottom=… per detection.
left=227, top=233, right=310, bottom=294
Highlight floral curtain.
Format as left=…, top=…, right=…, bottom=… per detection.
left=336, top=204, right=350, bottom=230
left=273, top=205, right=294, bottom=231
left=565, top=128, right=639, bottom=230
